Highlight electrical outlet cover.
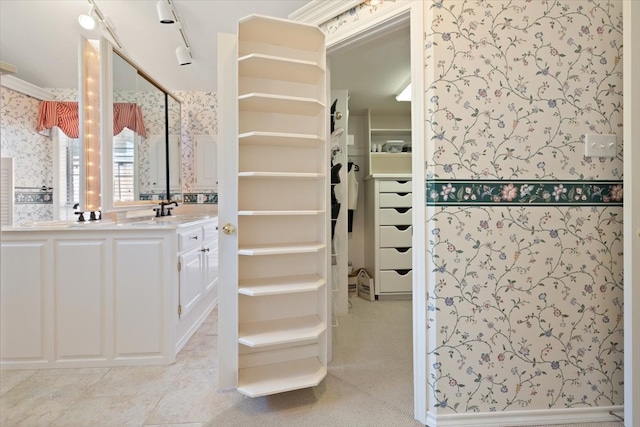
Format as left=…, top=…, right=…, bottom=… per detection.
left=584, top=134, right=617, bottom=158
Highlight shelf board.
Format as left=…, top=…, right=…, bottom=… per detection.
left=239, top=131, right=323, bottom=147
left=238, top=172, right=325, bottom=179
left=370, top=152, right=412, bottom=158
left=239, top=315, right=326, bottom=347
left=239, top=274, right=326, bottom=296
left=238, top=242, right=325, bottom=256
left=238, top=15, right=324, bottom=52
left=239, top=54, right=323, bottom=83
left=371, top=128, right=412, bottom=134
left=238, top=210, right=324, bottom=216
left=238, top=357, right=326, bottom=398
left=239, top=93, right=324, bottom=116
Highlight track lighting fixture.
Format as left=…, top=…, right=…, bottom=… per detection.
left=156, top=0, right=175, bottom=24
left=78, top=6, right=97, bottom=30
left=175, top=46, right=192, bottom=66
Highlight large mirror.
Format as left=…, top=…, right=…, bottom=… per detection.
left=103, top=39, right=182, bottom=210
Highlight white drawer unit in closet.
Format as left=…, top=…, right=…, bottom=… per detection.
left=364, top=177, right=413, bottom=298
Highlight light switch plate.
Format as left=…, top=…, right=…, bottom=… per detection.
left=585, top=134, right=617, bottom=158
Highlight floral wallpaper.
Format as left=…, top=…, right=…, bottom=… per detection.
left=174, top=90, right=218, bottom=201
left=424, top=0, right=624, bottom=416
left=0, top=86, right=54, bottom=224
left=426, top=0, right=623, bottom=181
left=318, top=0, right=625, bottom=419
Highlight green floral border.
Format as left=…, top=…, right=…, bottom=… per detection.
left=183, top=193, right=218, bottom=204
left=426, top=180, right=623, bottom=206
left=15, top=191, right=53, bottom=204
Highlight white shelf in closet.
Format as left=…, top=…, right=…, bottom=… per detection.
left=238, top=93, right=324, bottom=116
left=238, top=210, right=324, bottom=216
left=238, top=15, right=324, bottom=51
left=238, top=54, right=323, bottom=83
left=238, top=172, right=324, bottom=179
left=239, top=131, right=323, bottom=147
left=238, top=242, right=325, bottom=256
left=239, top=315, right=325, bottom=347
left=370, top=128, right=411, bottom=135
left=238, top=357, right=326, bottom=398
left=239, top=274, right=325, bottom=296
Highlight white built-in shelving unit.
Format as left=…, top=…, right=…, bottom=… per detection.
left=218, top=15, right=328, bottom=398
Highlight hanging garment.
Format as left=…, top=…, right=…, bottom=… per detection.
left=347, top=162, right=359, bottom=232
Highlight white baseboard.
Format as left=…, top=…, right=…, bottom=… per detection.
left=426, top=406, right=624, bottom=427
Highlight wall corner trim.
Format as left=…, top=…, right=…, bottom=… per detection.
left=0, top=75, right=54, bottom=101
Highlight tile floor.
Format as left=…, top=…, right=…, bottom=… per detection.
left=0, top=307, right=235, bottom=427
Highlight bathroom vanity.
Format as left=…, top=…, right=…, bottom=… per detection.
left=0, top=215, right=218, bottom=370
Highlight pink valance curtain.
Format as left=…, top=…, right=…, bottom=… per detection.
left=37, top=101, right=147, bottom=138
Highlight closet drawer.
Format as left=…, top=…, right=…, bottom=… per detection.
left=379, top=180, right=412, bottom=192
left=379, top=269, right=412, bottom=293
left=379, top=208, right=412, bottom=225
left=379, top=247, right=412, bottom=269
left=379, top=192, right=412, bottom=208
left=178, top=227, right=204, bottom=252
left=379, top=225, right=412, bottom=247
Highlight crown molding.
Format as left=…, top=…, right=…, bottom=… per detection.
left=289, top=0, right=363, bottom=25
left=0, top=75, right=54, bottom=101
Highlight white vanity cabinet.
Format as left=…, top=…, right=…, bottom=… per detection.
left=175, top=218, right=219, bottom=351
left=0, top=217, right=218, bottom=370
left=364, top=178, right=413, bottom=298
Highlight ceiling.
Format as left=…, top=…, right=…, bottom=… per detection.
left=0, top=0, right=410, bottom=116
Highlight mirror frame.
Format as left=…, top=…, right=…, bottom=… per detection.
left=99, top=38, right=182, bottom=213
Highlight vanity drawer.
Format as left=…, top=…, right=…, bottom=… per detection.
left=202, top=220, right=219, bottom=242
left=379, top=180, right=412, bottom=193
left=379, top=208, right=412, bottom=225
left=379, top=225, right=412, bottom=247
left=178, top=227, right=204, bottom=252
left=379, top=192, right=412, bottom=208
left=378, top=269, right=412, bottom=293
left=379, top=247, right=412, bottom=269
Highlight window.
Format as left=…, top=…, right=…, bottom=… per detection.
left=112, top=128, right=136, bottom=202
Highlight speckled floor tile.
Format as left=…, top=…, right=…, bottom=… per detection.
left=0, top=371, right=104, bottom=426
left=87, top=361, right=186, bottom=398
left=50, top=393, right=161, bottom=427
left=143, top=368, right=244, bottom=424
left=0, top=369, right=36, bottom=395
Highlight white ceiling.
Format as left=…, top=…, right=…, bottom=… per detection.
left=0, top=0, right=410, bottom=116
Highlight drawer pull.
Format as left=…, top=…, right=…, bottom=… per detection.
left=395, top=225, right=410, bottom=231
left=396, top=247, right=410, bottom=253
left=190, top=235, right=199, bottom=240
left=396, top=180, right=408, bottom=184
left=395, top=269, right=411, bottom=275
left=200, top=248, right=210, bottom=252
left=395, top=208, right=410, bottom=214
left=396, top=192, right=409, bottom=196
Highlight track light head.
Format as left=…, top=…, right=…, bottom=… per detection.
left=78, top=6, right=97, bottom=30
left=175, top=46, right=192, bottom=66
left=156, top=0, right=175, bottom=24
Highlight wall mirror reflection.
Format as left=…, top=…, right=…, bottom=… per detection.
left=104, top=40, right=182, bottom=210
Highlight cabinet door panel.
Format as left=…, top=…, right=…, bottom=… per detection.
left=204, top=242, right=219, bottom=293
left=0, top=241, right=48, bottom=361
left=113, top=238, right=167, bottom=357
left=180, top=248, right=204, bottom=317
left=54, top=239, right=107, bottom=360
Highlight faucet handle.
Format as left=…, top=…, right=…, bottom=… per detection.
left=166, top=208, right=173, bottom=216
left=153, top=208, right=161, bottom=217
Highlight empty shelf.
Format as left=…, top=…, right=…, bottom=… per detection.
left=238, top=210, right=324, bottom=216
left=239, top=54, right=323, bottom=83
left=238, top=357, right=326, bottom=398
left=239, top=93, right=324, bottom=116
left=238, top=15, right=324, bottom=52
left=239, top=274, right=326, bottom=296
left=239, top=131, right=323, bottom=147
left=238, top=172, right=324, bottom=179
left=238, top=242, right=325, bottom=256
left=239, top=315, right=325, bottom=347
